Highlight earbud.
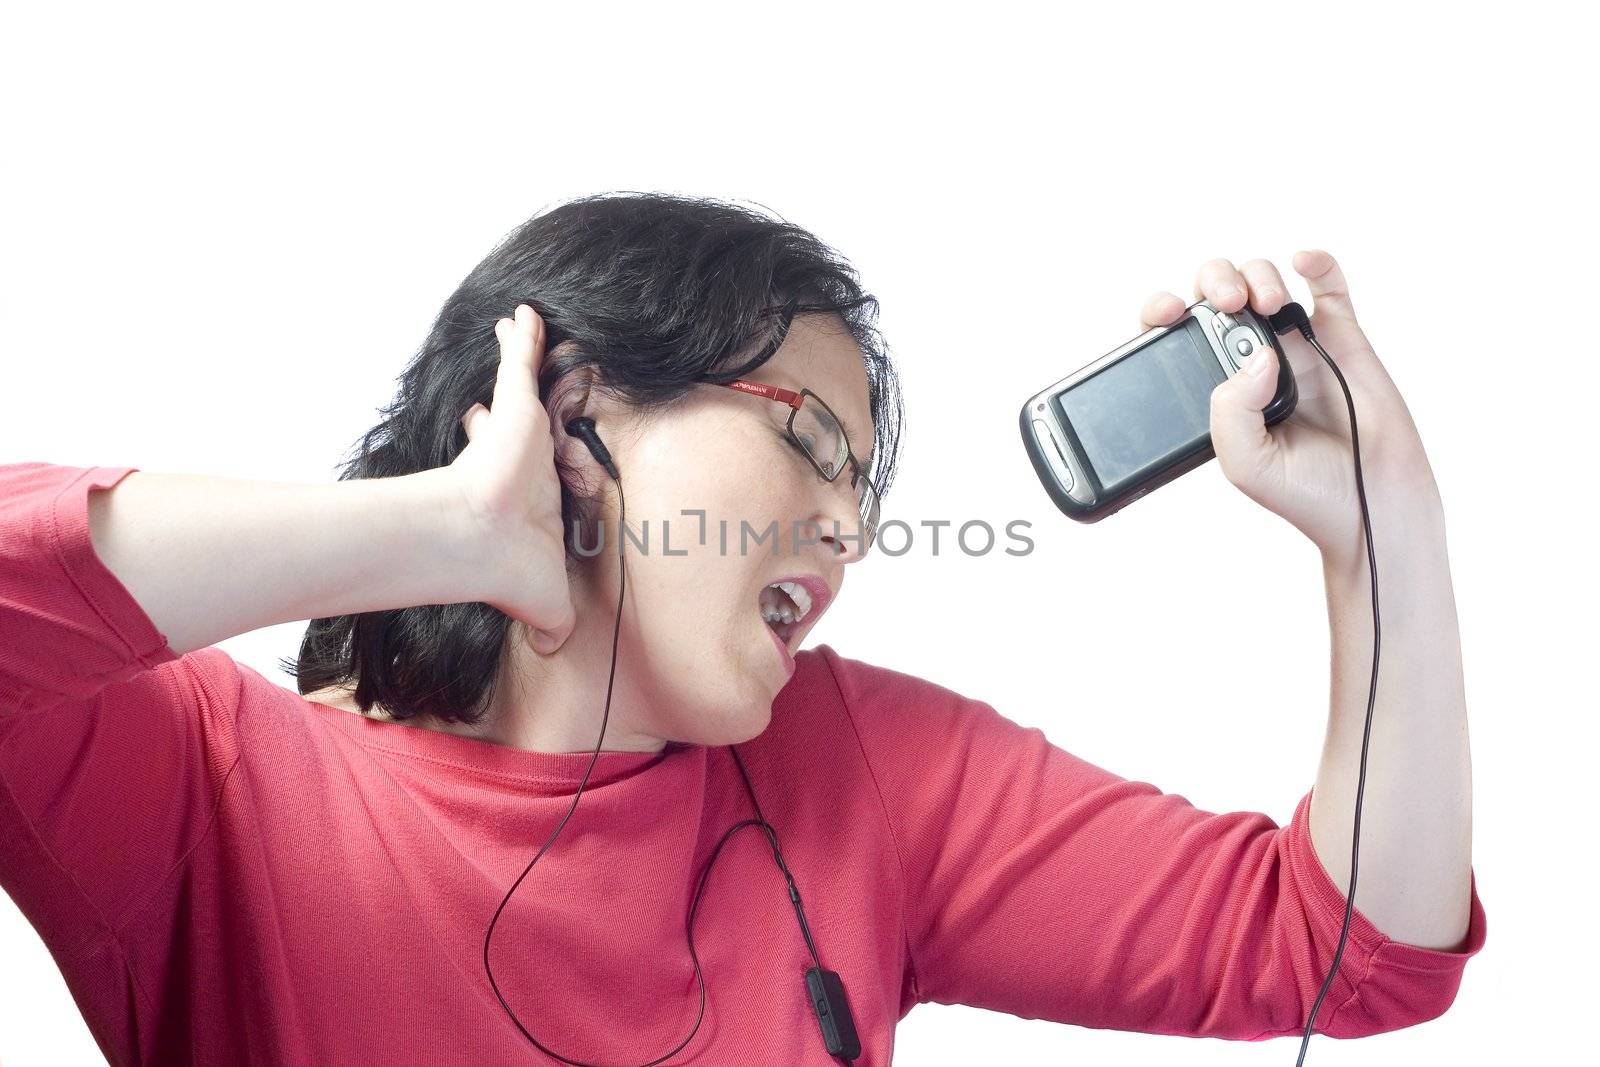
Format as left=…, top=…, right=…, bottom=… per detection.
left=565, top=416, right=619, bottom=480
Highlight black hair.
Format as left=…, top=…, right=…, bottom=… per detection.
left=280, top=191, right=904, bottom=726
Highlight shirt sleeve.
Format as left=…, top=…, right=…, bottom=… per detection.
left=819, top=645, right=1487, bottom=1042
left=0, top=462, right=243, bottom=957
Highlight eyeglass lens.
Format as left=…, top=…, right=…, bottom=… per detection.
left=794, top=395, right=878, bottom=548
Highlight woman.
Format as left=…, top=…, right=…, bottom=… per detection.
left=0, top=192, right=1484, bottom=1065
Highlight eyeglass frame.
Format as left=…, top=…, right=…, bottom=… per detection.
left=709, top=378, right=882, bottom=553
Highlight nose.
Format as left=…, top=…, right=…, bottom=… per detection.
left=812, top=492, right=870, bottom=565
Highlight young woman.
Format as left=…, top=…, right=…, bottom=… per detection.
left=0, top=193, right=1484, bottom=1065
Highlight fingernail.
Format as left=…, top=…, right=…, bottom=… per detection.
left=1219, top=283, right=1244, bottom=305
left=1245, top=346, right=1272, bottom=376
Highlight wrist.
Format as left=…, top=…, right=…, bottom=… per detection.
left=393, top=467, right=484, bottom=601
left=1321, top=494, right=1450, bottom=592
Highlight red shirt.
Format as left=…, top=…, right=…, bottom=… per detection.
left=0, top=463, right=1487, bottom=1065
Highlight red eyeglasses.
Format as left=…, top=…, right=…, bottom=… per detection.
left=713, top=379, right=881, bottom=553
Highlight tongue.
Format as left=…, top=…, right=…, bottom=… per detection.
left=759, top=584, right=798, bottom=616
left=759, top=585, right=798, bottom=633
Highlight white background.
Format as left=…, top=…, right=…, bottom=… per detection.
left=2, top=1, right=1594, bottom=1063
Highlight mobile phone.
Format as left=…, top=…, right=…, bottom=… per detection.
left=1020, top=301, right=1297, bottom=522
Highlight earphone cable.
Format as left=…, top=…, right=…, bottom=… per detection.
left=480, top=463, right=854, bottom=1064
left=1274, top=317, right=1381, bottom=1066
left=484, top=475, right=709, bottom=1067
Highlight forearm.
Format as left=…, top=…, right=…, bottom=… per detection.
left=1308, top=495, right=1474, bottom=951
left=87, top=466, right=468, bottom=656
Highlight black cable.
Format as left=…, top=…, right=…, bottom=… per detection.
left=482, top=463, right=857, bottom=1065
left=1266, top=306, right=1381, bottom=1066
left=476, top=309, right=1368, bottom=1065
left=484, top=475, right=655, bottom=1065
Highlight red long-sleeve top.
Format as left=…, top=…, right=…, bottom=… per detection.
left=0, top=463, right=1486, bottom=1065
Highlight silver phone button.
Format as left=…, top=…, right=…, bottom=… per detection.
left=1032, top=419, right=1075, bottom=491
left=1235, top=337, right=1254, bottom=357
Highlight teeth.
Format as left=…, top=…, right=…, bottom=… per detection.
left=758, top=579, right=818, bottom=634
left=776, top=581, right=813, bottom=621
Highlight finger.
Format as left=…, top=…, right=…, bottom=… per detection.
left=1238, top=258, right=1290, bottom=316
left=1292, top=249, right=1357, bottom=323
left=490, top=304, right=548, bottom=421
left=1139, top=290, right=1187, bottom=330
left=1194, top=258, right=1248, bottom=312
left=1210, top=341, right=1281, bottom=492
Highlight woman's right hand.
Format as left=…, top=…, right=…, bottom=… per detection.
left=434, top=303, right=576, bottom=654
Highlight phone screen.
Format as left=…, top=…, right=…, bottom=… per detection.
left=1053, top=318, right=1224, bottom=494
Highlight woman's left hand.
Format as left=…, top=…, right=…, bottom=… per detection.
left=1139, top=251, right=1443, bottom=565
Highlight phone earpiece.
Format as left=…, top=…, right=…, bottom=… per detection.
left=565, top=416, right=620, bottom=480
left=1267, top=300, right=1311, bottom=337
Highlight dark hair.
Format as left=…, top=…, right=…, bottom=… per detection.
left=280, top=191, right=904, bottom=726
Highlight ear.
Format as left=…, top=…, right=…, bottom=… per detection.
left=544, top=356, right=609, bottom=493
left=547, top=364, right=593, bottom=432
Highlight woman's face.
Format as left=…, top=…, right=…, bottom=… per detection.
left=566, top=311, right=874, bottom=747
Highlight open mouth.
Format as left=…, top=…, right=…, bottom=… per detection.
left=758, top=579, right=816, bottom=650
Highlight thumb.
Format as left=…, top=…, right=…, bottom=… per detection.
left=1210, top=342, right=1280, bottom=488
